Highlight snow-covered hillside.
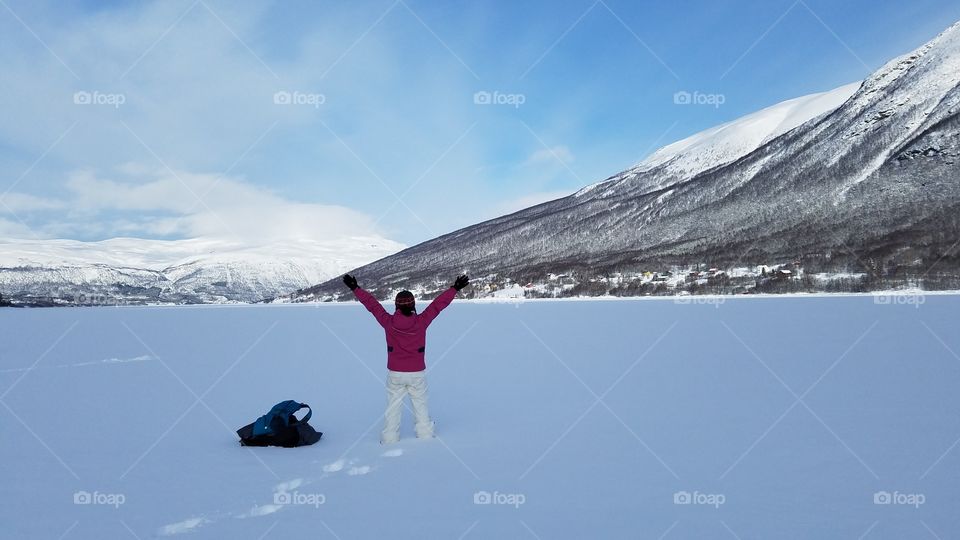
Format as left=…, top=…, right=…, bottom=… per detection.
left=0, top=236, right=404, bottom=304
left=575, top=81, right=861, bottom=198
left=1, top=296, right=958, bottom=538
left=638, top=82, right=860, bottom=176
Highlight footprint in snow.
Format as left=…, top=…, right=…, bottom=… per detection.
left=158, top=517, right=209, bottom=536
left=322, top=459, right=345, bottom=473
left=323, top=450, right=399, bottom=477
left=161, top=478, right=303, bottom=533
left=274, top=478, right=303, bottom=493
left=238, top=504, right=283, bottom=518
left=347, top=465, right=372, bottom=476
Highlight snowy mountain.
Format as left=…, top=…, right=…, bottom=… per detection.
left=299, top=20, right=960, bottom=301
left=575, top=81, right=860, bottom=197
left=0, top=236, right=403, bottom=305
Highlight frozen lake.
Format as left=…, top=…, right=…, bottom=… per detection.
left=1, top=294, right=958, bottom=539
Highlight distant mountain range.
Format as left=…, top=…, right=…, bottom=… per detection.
left=0, top=236, right=402, bottom=305
left=295, top=20, right=960, bottom=302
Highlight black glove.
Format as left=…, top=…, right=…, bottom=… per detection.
left=453, top=274, right=469, bottom=291
left=343, top=274, right=358, bottom=290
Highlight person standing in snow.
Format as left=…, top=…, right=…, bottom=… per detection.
left=342, top=273, right=469, bottom=444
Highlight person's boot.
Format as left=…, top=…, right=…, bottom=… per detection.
left=381, top=430, right=400, bottom=444
left=415, top=420, right=435, bottom=439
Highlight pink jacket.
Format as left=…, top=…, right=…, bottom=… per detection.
left=353, top=286, right=458, bottom=372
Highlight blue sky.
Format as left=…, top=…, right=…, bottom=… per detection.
left=1, top=0, right=959, bottom=247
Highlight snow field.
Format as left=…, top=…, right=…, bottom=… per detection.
left=1, top=296, right=959, bottom=538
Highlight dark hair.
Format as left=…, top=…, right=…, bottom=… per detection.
left=395, top=290, right=415, bottom=306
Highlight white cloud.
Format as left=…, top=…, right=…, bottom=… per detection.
left=0, top=192, right=65, bottom=212
left=479, top=145, right=577, bottom=221
left=0, top=0, right=495, bottom=245
left=525, top=145, right=574, bottom=166
left=64, top=169, right=198, bottom=213
left=0, top=217, right=40, bottom=239
left=0, top=1, right=603, bottom=247
left=3, top=166, right=381, bottom=246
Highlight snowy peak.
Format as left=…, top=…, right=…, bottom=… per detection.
left=574, top=82, right=860, bottom=198
left=638, top=83, right=861, bottom=174
left=850, top=20, right=960, bottom=110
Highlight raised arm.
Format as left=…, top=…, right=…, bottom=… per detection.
left=344, top=274, right=390, bottom=328
left=420, top=275, right=469, bottom=327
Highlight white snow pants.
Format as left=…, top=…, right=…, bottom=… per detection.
left=382, top=370, right=434, bottom=443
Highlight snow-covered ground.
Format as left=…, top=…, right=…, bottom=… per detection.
left=2, top=295, right=959, bottom=539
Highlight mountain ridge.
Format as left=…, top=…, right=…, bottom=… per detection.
left=0, top=236, right=403, bottom=305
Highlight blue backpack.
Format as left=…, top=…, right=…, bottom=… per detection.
left=237, top=400, right=322, bottom=447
